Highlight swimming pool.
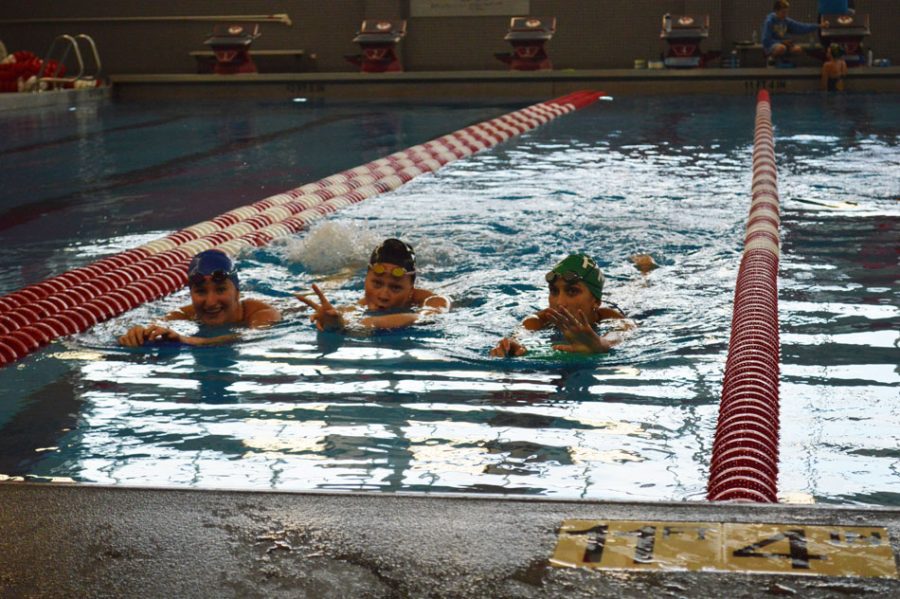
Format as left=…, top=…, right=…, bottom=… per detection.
left=0, top=94, right=897, bottom=505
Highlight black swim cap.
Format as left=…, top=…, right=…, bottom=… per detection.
left=370, top=239, right=416, bottom=279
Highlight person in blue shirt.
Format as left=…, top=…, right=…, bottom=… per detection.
left=761, top=0, right=822, bottom=66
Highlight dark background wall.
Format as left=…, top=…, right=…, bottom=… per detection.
left=0, top=1, right=894, bottom=74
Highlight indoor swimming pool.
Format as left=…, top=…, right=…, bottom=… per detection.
left=0, top=94, right=897, bottom=505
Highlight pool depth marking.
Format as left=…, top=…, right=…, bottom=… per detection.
left=0, top=91, right=606, bottom=365
left=706, top=90, right=782, bottom=503
left=551, top=519, right=898, bottom=578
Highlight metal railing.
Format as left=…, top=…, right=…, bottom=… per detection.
left=36, top=33, right=103, bottom=91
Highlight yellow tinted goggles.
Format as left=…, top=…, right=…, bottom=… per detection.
left=369, top=263, right=415, bottom=278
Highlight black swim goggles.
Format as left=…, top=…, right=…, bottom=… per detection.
left=545, top=271, right=583, bottom=285
left=189, top=269, right=235, bottom=287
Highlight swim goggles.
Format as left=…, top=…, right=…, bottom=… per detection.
left=189, top=269, right=236, bottom=287
left=545, top=271, right=583, bottom=284
left=369, top=263, right=415, bottom=278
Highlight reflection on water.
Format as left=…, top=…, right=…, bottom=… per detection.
left=0, top=95, right=897, bottom=505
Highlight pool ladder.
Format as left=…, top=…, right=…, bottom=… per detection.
left=35, top=34, right=104, bottom=91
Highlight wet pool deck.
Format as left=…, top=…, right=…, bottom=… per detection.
left=1, top=483, right=897, bottom=597
left=109, top=67, right=900, bottom=101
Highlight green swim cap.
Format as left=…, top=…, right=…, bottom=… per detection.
left=546, top=254, right=605, bottom=302
left=829, top=43, right=844, bottom=58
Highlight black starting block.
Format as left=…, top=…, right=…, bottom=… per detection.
left=494, top=17, right=556, bottom=71
left=204, top=23, right=260, bottom=74
left=345, top=20, right=406, bottom=73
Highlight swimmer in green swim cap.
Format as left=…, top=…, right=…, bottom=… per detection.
left=490, top=253, right=635, bottom=357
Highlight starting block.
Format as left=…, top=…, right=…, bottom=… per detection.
left=495, top=17, right=556, bottom=71
left=204, top=23, right=260, bottom=75
left=821, top=13, right=870, bottom=67
left=345, top=20, right=406, bottom=73
left=660, top=14, right=710, bottom=68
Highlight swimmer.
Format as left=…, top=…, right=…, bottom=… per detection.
left=490, top=253, right=635, bottom=357
left=295, top=238, right=449, bottom=331
left=821, top=43, right=848, bottom=91
left=118, top=249, right=281, bottom=347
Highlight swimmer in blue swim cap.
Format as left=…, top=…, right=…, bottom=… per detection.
left=295, top=238, right=450, bottom=331
left=490, top=253, right=635, bottom=357
left=118, top=249, right=281, bottom=347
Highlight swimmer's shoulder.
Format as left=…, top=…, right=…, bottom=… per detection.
left=413, top=287, right=450, bottom=311
left=167, top=305, right=194, bottom=321
left=597, top=306, right=626, bottom=321
left=242, top=298, right=281, bottom=327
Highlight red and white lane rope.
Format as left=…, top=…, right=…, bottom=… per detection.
left=707, top=90, right=781, bottom=503
left=0, top=90, right=605, bottom=365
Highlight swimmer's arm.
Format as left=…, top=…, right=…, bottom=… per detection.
left=118, top=324, right=238, bottom=347
left=359, top=312, right=420, bottom=330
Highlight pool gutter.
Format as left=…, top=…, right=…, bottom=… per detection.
left=1, top=482, right=898, bottom=597
left=109, top=67, right=900, bottom=101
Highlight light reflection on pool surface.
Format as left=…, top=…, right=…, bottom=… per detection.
left=0, top=95, right=897, bottom=505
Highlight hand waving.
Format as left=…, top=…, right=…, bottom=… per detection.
left=294, top=284, right=345, bottom=332
left=546, top=307, right=612, bottom=354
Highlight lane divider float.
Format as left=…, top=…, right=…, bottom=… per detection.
left=0, top=90, right=606, bottom=365
left=707, top=90, right=781, bottom=503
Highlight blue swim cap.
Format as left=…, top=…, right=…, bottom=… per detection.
left=187, top=250, right=239, bottom=289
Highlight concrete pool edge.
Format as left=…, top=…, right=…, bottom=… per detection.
left=109, top=67, right=900, bottom=101
left=2, top=482, right=898, bottom=597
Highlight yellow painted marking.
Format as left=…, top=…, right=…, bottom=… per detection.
left=552, top=520, right=897, bottom=578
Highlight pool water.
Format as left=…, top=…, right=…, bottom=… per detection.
left=0, top=94, right=897, bottom=505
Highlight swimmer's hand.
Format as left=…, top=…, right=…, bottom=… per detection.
left=119, top=324, right=182, bottom=347
left=490, top=337, right=528, bottom=357
left=547, top=307, right=613, bottom=354
left=119, top=324, right=227, bottom=347
left=295, top=284, right=345, bottom=332
left=523, top=309, right=553, bottom=331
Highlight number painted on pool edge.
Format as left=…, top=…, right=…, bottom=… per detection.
left=551, top=520, right=897, bottom=577
left=732, top=529, right=824, bottom=569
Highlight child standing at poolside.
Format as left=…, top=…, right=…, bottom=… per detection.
left=821, top=43, right=848, bottom=91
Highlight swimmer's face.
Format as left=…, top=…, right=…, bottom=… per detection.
left=189, top=277, right=241, bottom=326
left=364, top=262, right=414, bottom=311
left=548, top=279, right=600, bottom=323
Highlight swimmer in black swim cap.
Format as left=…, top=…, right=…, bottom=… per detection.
left=490, top=253, right=635, bottom=357
left=118, top=249, right=281, bottom=347
left=295, top=238, right=450, bottom=331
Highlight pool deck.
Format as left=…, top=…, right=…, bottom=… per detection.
left=109, top=67, right=900, bottom=101
left=1, top=483, right=898, bottom=597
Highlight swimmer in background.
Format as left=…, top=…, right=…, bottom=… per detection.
left=490, top=253, right=636, bottom=357
left=821, top=43, right=848, bottom=91
left=295, top=238, right=449, bottom=331
left=118, top=249, right=281, bottom=347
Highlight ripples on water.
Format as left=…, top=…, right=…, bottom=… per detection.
left=0, top=95, right=897, bottom=505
